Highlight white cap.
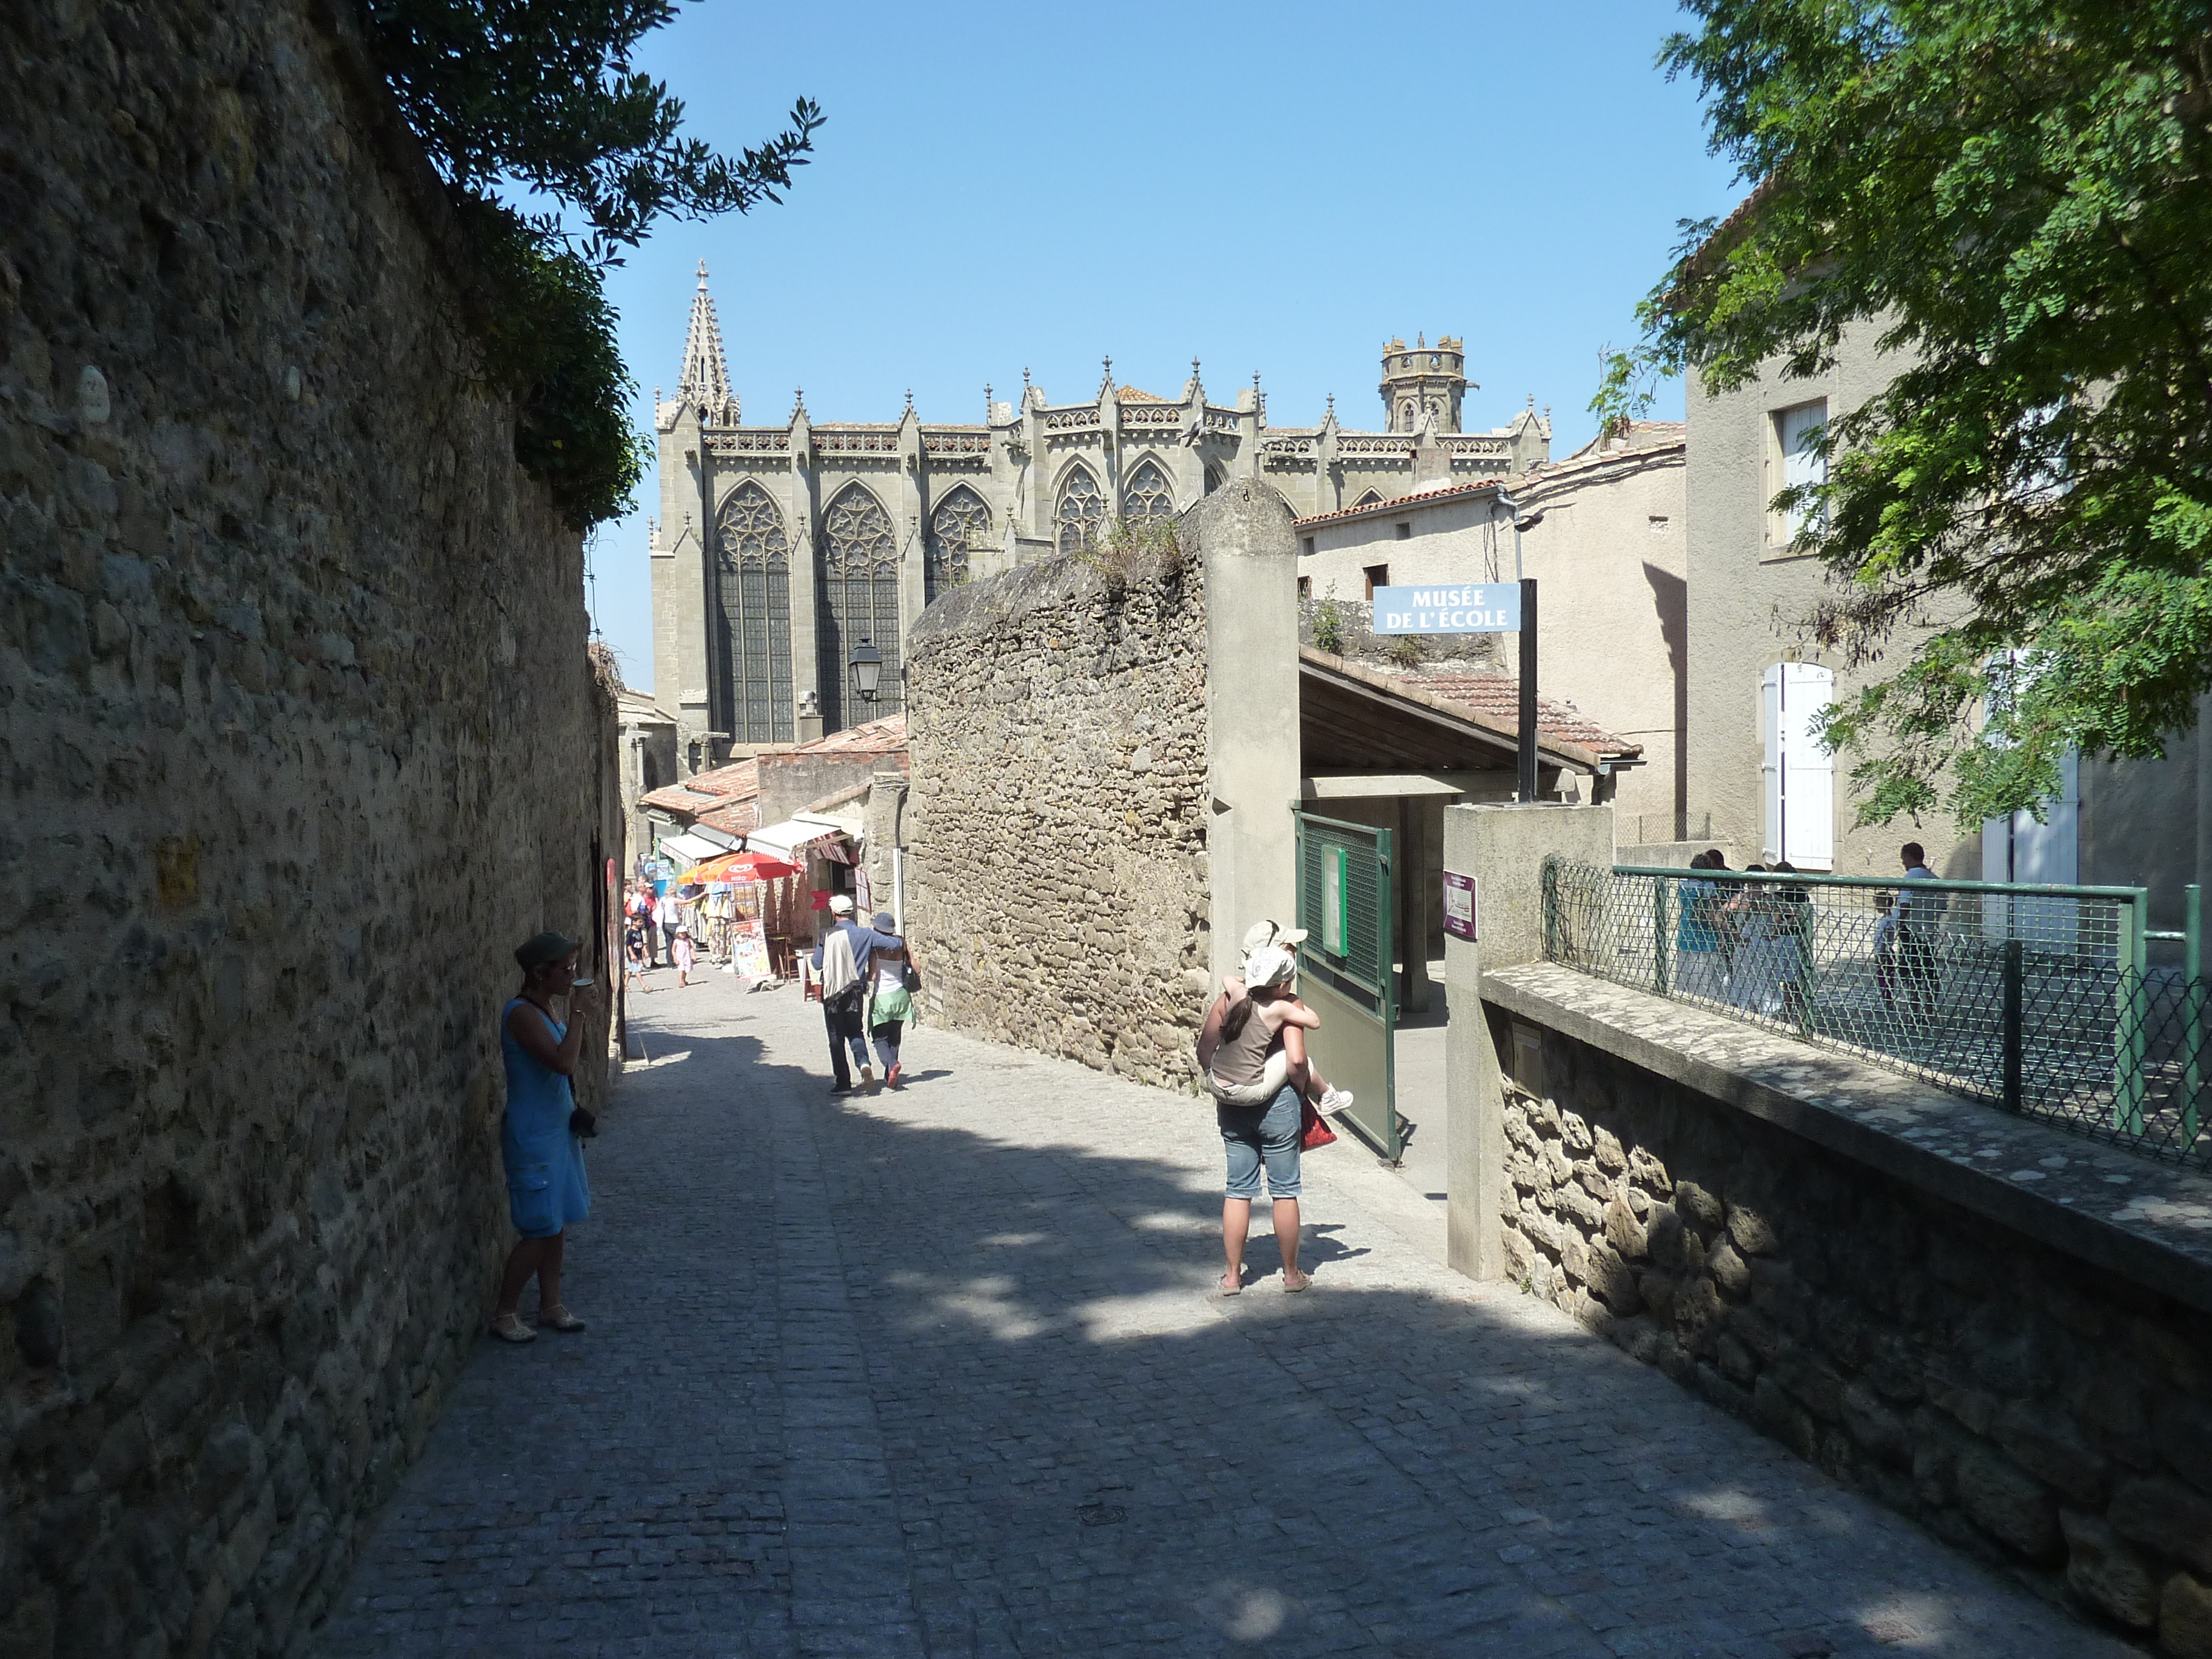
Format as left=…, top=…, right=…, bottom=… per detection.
left=828, top=894, right=854, bottom=914
left=1241, top=919, right=1308, bottom=952
left=1242, top=944, right=1297, bottom=990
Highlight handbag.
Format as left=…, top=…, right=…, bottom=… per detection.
left=902, top=962, right=923, bottom=994
left=1299, top=1098, right=1337, bottom=1150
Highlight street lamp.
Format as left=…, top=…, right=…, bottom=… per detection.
left=848, top=638, right=883, bottom=704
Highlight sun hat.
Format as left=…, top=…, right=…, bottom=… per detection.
left=828, top=894, right=854, bottom=914
left=1241, top=919, right=1309, bottom=953
left=871, top=910, right=898, bottom=933
left=515, top=930, right=580, bottom=971
left=1242, top=943, right=1297, bottom=990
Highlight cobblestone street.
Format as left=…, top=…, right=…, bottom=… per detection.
left=313, top=973, right=2131, bottom=1658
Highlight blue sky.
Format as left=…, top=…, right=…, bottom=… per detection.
left=586, top=2, right=1744, bottom=693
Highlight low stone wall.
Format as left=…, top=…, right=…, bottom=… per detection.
left=904, top=549, right=1208, bottom=1087
left=1, top=1, right=620, bottom=1653
left=1483, top=968, right=2212, bottom=1653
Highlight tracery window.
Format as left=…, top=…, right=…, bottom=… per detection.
left=1121, top=457, right=1175, bottom=528
left=927, top=485, right=988, bottom=603
left=1353, top=489, right=1383, bottom=508
left=1055, top=465, right=1105, bottom=555
left=713, top=481, right=794, bottom=744
left=819, top=483, right=902, bottom=731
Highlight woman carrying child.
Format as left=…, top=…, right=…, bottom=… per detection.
left=1196, top=942, right=1319, bottom=1296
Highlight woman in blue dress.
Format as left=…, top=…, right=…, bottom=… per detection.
left=491, top=931, right=595, bottom=1343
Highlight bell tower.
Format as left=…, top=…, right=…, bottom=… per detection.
left=1378, top=333, right=1469, bottom=434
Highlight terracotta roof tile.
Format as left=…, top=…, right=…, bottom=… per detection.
left=1294, top=479, right=1503, bottom=530
left=1402, top=670, right=1642, bottom=760
left=1116, top=385, right=1167, bottom=403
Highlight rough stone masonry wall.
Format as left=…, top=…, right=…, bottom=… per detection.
left=1493, top=1011, right=2212, bottom=1654
left=905, top=550, right=1208, bottom=1088
left=0, top=2, right=621, bottom=1655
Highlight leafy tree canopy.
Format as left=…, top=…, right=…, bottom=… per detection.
left=359, top=0, right=823, bottom=528
left=1596, top=1, right=2212, bottom=828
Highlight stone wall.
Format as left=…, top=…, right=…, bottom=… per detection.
left=1, top=2, right=621, bottom=1654
left=1489, top=1004, right=2212, bottom=1652
left=904, top=550, right=1208, bottom=1087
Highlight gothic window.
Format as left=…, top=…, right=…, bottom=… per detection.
left=819, top=483, right=902, bottom=731
left=927, top=485, right=988, bottom=603
left=713, top=480, right=793, bottom=743
left=1204, top=462, right=1225, bottom=495
left=1121, top=457, right=1175, bottom=528
left=1398, top=400, right=1415, bottom=431
left=1054, top=465, right=1105, bottom=555
left=1353, top=489, right=1383, bottom=508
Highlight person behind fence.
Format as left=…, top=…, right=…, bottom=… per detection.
left=863, top=911, right=917, bottom=1090
left=1769, top=861, right=1816, bottom=1027
left=1675, top=851, right=1731, bottom=1001
left=1196, top=943, right=1313, bottom=1296
left=1891, top=842, right=1944, bottom=1021
left=491, top=931, right=594, bottom=1343
left=1726, top=865, right=1792, bottom=1016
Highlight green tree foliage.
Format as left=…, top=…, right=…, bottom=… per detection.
left=359, top=0, right=823, bottom=529
left=1596, top=2, right=2212, bottom=826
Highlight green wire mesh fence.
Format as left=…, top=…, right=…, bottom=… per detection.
left=1543, top=860, right=2207, bottom=1168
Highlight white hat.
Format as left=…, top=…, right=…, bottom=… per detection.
left=1241, top=918, right=1309, bottom=952
left=1242, top=943, right=1297, bottom=990
left=828, top=894, right=854, bottom=914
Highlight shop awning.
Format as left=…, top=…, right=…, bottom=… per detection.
left=745, top=817, right=848, bottom=862
left=655, top=832, right=726, bottom=866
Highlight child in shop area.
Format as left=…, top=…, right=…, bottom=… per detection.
left=672, top=925, right=696, bottom=988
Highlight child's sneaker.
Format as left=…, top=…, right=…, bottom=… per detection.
left=1318, top=1088, right=1355, bottom=1114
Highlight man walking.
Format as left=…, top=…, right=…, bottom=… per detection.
left=811, top=894, right=888, bottom=1093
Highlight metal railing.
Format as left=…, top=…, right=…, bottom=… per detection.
left=1543, top=860, right=2207, bottom=1168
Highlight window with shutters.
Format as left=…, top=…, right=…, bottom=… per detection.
left=1768, top=400, right=1828, bottom=548
left=1760, top=661, right=1835, bottom=870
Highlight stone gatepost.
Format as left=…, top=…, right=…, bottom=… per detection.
left=1444, top=801, right=1614, bottom=1280
left=1190, top=480, right=1302, bottom=989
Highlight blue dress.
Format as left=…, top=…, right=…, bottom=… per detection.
left=500, top=997, right=590, bottom=1238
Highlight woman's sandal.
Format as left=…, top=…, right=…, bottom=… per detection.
left=538, top=1305, right=588, bottom=1333
left=1282, top=1270, right=1313, bottom=1293
left=1218, top=1272, right=1242, bottom=1297
left=491, top=1312, right=535, bottom=1344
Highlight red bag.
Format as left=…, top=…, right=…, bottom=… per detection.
left=1300, top=1098, right=1338, bottom=1150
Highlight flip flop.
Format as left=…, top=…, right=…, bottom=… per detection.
left=1282, top=1271, right=1313, bottom=1293
left=1218, top=1272, right=1242, bottom=1296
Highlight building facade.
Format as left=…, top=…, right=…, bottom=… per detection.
left=649, top=269, right=1549, bottom=771
left=1295, top=421, right=1688, bottom=843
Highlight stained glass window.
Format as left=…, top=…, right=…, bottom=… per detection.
left=1121, top=458, right=1175, bottom=528
left=714, top=481, right=794, bottom=744
left=1055, top=466, right=1105, bottom=555
left=927, top=486, right=988, bottom=602
left=819, top=483, right=902, bottom=731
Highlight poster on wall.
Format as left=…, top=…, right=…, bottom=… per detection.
left=1443, top=870, right=1478, bottom=942
left=731, top=918, right=771, bottom=979
left=853, top=864, right=871, bottom=914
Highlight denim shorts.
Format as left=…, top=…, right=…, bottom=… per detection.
left=1219, top=1084, right=1302, bottom=1199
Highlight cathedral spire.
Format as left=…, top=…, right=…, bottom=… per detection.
left=677, top=260, right=738, bottom=424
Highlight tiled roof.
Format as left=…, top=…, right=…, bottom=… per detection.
left=1397, top=669, right=1642, bottom=760
left=795, top=712, right=907, bottom=757
left=1294, top=479, right=1503, bottom=531
left=1116, top=386, right=1167, bottom=404
left=640, top=757, right=757, bottom=816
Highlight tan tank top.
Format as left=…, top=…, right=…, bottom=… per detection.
left=1212, top=999, right=1282, bottom=1089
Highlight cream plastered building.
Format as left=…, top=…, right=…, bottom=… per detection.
left=648, top=268, right=1549, bottom=771
left=1295, top=421, right=1687, bottom=840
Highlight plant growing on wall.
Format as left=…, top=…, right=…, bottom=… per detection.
left=360, top=0, right=823, bottom=529
left=1084, top=516, right=1185, bottom=591
left=1594, top=0, right=2212, bottom=827
left=1386, top=634, right=1426, bottom=670
left=1310, top=593, right=1347, bottom=657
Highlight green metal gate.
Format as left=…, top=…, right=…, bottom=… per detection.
left=1293, top=809, right=1398, bottom=1161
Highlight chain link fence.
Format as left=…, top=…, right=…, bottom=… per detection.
left=1543, top=860, right=2207, bottom=1168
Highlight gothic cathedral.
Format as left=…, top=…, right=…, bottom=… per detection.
left=648, top=265, right=1550, bottom=770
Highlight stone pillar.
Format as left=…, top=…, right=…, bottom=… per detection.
left=1443, top=801, right=1614, bottom=1282
left=1193, top=478, right=1301, bottom=988
left=863, top=769, right=908, bottom=926
left=786, top=408, right=821, bottom=735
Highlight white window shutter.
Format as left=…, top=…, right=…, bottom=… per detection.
left=1781, top=662, right=1835, bottom=870
left=1761, top=665, right=1783, bottom=864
